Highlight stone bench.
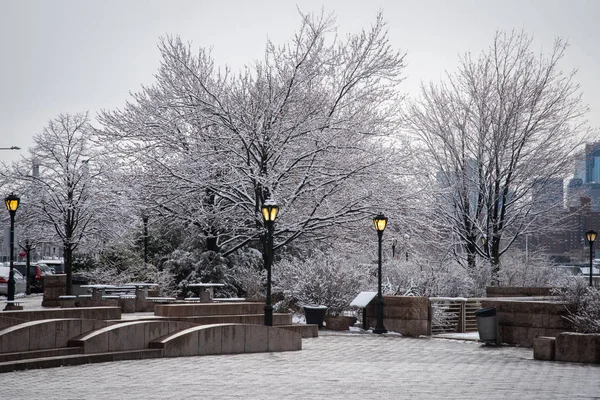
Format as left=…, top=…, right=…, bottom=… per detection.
left=145, top=297, right=176, bottom=303
left=4, top=301, right=24, bottom=310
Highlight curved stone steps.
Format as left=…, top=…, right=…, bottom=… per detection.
left=0, top=318, right=109, bottom=353
left=0, top=346, right=83, bottom=363
left=0, top=348, right=163, bottom=373
left=0, top=316, right=28, bottom=330
left=68, top=320, right=199, bottom=353
left=149, top=323, right=302, bottom=357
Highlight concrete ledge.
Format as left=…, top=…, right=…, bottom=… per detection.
left=0, top=318, right=108, bottom=353
left=533, top=336, right=556, bottom=361
left=149, top=323, right=302, bottom=357
left=69, top=320, right=199, bottom=353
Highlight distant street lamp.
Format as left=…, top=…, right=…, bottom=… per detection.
left=261, top=199, right=279, bottom=326
left=586, top=229, right=597, bottom=287
left=392, top=238, right=397, bottom=259
left=373, top=213, right=388, bottom=334
left=4, top=193, right=20, bottom=309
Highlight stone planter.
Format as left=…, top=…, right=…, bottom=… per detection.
left=325, top=315, right=357, bottom=331
left=303, top=306, right=328, bottom=328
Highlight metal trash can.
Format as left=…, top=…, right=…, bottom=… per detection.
left=303, top=306, right=328, bottom=329
left=475, top=307, right=499, bottom=344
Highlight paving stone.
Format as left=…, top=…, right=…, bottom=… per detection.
left=2, top=331, right=600, bottom=399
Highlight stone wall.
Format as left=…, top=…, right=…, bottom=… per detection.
left=534, top=333, right=600, bottom=364
left=366, top=296, right=430, bottom=337
left=42, top=275, right=67, bottom=307
left=485, top=287, right=554, bottom=298
left=481, top=299, right=574, bottom=346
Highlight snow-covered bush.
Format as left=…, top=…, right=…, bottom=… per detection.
left=384, top=259, right=482, bottom=298
left=497, top=249, right=562, bottom=287
left=228, top=248, right=265, bottom=299
left=553, top=277, right=600, bottom=333
left=274, top=250, right=369, bottom=315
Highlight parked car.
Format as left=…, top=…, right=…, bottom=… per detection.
left=0, top=266, right=26, bottom=296
left=13, top=262, right=46, bottom=293
left=37, top=259, right=64, bottom=274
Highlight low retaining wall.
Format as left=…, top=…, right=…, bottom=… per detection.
left=164, top=313, right=292, bottom=326
left=0, top=307, right=122, bottom=322
left=366, top=296, right=430, bottom=337
left=154, top=302, right=264, bottom=317
left=481, top=299, right=574, bottom=346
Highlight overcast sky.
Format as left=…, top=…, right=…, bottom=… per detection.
left=1, top=0, right=598, bottom=164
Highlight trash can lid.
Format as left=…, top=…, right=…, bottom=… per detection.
left=475, top=307, right=496, bottom=317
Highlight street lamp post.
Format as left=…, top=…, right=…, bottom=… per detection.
left=4, top=193, right=20, bottom=309
left=586, top=229, right=597, bottom=287
left=142, top=214, right=149, bottom=265
left=261, top=199, right=279, bottom=326
left=373, top=213, right=388, bottom=334
left=392, top=238, right=397, bottom=259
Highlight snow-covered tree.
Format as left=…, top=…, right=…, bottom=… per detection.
left=406, top=31, right=590, bottom=284
left=97, top=11, right=407, bottom=263
left=9, top=113, right=124, bottom=293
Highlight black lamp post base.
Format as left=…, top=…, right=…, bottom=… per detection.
left=264, top=304, right=273, bottom=326
left=373, top=327, right=388, bottom=334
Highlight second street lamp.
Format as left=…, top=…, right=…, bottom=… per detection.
left=261, top=199, right=279, bottom=326
left=4, top=193, right=20, bottom=309
left=586, top=229, right=597, bottom=287
left=373, top=213, right=388, bottom=334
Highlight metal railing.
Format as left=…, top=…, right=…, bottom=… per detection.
left=430, top=297, right=482, bottom=334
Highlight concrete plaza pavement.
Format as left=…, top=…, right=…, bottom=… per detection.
left=2, top=294, right=599, bottom=399
left=1, top=329, right=599, bottom=399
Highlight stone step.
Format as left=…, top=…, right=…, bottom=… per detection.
left=162, top=313, right=292, bottom=326
left=276, top=324, right=319, bottom=338
left=154, top=302, right=265, bottom=317
left=0, top=346, right=83, bottom=363
left=0, top=348, right=164, bottom=373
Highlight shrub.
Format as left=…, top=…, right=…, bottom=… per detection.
left=553, top=277, right=600, bottom=333
left=274, top=250, right=369, bottom=315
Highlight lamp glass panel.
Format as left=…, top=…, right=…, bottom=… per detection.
left=587, top=230, right=597, bottom=243
left=269, top=206, right=278, bottom=221
left=373, top=216, right=387, bottom=232
left=262, top=204, right=279, bottom=222
left=5, top=198, right=19, bottom=212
